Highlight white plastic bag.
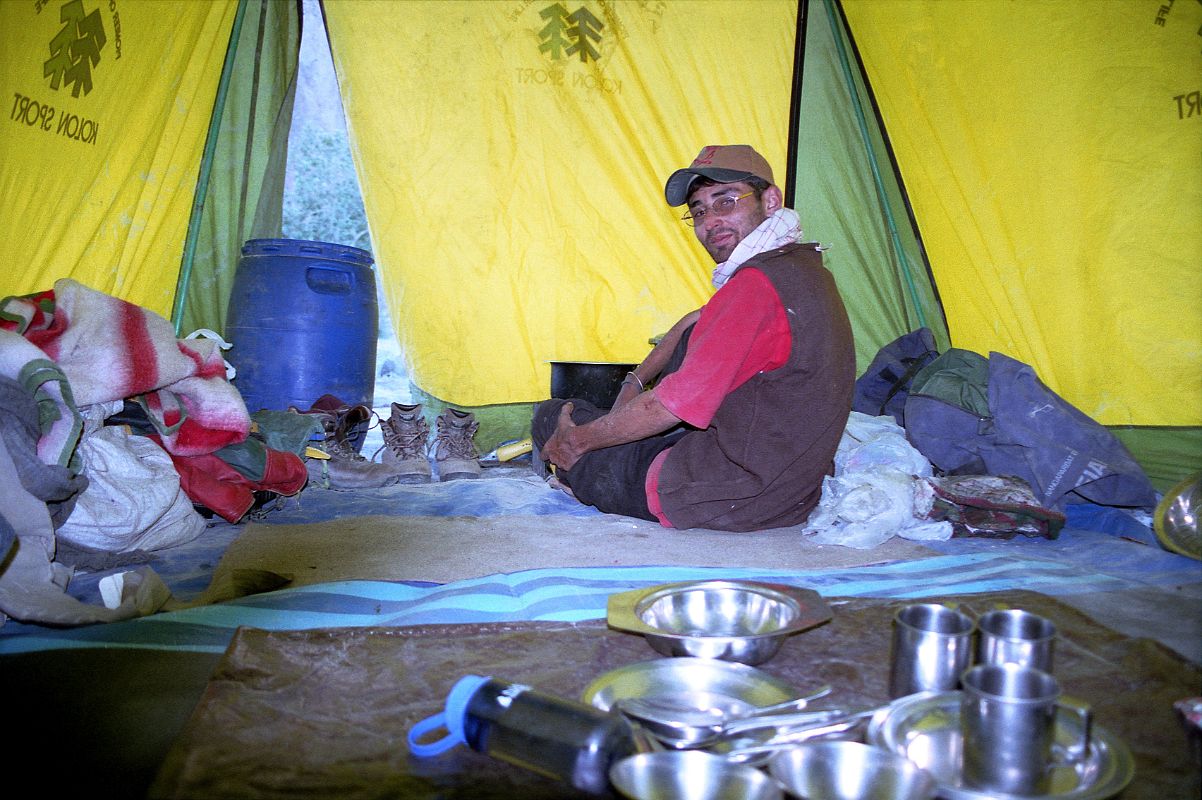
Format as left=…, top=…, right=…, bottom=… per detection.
left=803, top=412, right=953, bottom=548
left=57, top=426, right=206, bottom=553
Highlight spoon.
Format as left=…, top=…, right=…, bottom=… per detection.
left=615, top=684, right=834, bottom=748
left=619, top=684, right=831, bottom=725
left=714, top=708, right=883, bottom=763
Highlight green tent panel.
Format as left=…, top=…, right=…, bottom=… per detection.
left=174, top=0, right=301, bottom=338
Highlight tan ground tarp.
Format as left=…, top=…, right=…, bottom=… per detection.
left=150, top=592, right=1201, bottom=798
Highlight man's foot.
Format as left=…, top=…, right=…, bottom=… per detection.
left=546, top=473, right=575, bottom=499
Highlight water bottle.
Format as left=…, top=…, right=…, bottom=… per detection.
left=407, top=674, right=639, bottom=796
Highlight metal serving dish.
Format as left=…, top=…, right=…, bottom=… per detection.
left=865, top=691, right=1134, bottom=800
left=607, top=580, right=832, bottom=664
left=582, top=657, right=800, bottom=715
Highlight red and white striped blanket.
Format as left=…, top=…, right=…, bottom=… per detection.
left=1, top=278, right=250, bottom=456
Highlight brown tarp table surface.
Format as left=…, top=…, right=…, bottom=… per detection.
left=151, top=590, right=1201, bottom=799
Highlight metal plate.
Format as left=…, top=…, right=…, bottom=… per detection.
left=582, top=657, right=799, bottom=713
left=866, top=691, right=1134, bottom=800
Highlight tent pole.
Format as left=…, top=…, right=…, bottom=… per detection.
left=824, top=0, right=927, bottom=331
left=172, top=0, right=250, bottom=335
left=784, top=0, right=808, bottom=202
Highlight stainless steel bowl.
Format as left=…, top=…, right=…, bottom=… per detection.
left=609, top=750, right=783, bottom=800
left=1154, top=471, right=1201, bottom=560
left=768, top=741, right=936, bottom=800
left=607, top=580, right=832, bottom=665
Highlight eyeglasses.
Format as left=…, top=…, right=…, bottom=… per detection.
left=681, top=191, right=755, bottom=227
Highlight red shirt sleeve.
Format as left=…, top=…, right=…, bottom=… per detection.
left=654, top=267, right=791, bottom=429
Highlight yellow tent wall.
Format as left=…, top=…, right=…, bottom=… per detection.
left=323, top=0, right=798, bottom=407
left=841, top=0, right=1202, bottom=429
left=325, top=0, right=1199, bottom=431
left=0, top=0, right=240, bottom=317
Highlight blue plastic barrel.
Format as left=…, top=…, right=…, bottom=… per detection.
left=225, top=238, right=378, bottom=413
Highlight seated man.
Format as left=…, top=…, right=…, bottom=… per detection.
left=533, top=144, right=854, bottom=532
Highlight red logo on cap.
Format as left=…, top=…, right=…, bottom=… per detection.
left=692, top=146, right=722, bottom=166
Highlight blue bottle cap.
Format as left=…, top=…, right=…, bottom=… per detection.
left=407, top=675, right=491, bottom=757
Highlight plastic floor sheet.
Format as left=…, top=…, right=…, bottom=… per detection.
left=2, top=476, right=1198, bottom=657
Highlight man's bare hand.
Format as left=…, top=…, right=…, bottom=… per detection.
left=541, top=403, right=585, bottom=471
left=541, top=391, right=682, bottom=474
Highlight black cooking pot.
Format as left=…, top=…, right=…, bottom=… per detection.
left=549, top=361, right=639, bottom=409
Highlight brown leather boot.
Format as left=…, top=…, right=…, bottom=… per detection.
left=432, top=408, right=481, bottom=481
left=380, top=402, right=432, bottom=484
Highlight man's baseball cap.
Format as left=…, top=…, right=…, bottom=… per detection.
left=664, top=144, right=775, bottom=207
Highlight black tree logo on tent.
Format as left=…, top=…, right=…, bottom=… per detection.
left=43, top=0, right=107, bottom=98
left=538, top=3, right=604, bottom=63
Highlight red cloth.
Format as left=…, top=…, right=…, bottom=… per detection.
left=645, top=268, right=791, bottom=526
left=152, top=438, right=308, bottom=523
left=656, top=268, right=790, bottom=426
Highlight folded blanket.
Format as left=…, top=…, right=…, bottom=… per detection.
left=2, top=279, right=249, bottom=456
left=922, top=474, right=1066, bottom=539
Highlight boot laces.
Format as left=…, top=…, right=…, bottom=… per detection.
left=435, top=413, right=479, bottom=460
left=382, top=415, right=429, bottom=459
left=315, top=413, right=366, bottom=461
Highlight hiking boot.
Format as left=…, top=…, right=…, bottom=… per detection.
left=291, top=394, right=373, bottom=453
left=380, top=402, right=432, bottom=484
left=304, top=411, right=403, bottom=490
left=432, top=408, right=481, bottom=481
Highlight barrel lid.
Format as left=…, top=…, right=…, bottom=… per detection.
left=241, top=238, right=373, bottom=266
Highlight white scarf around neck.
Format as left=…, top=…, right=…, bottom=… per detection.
left=711, top=207, right=804, bottom=288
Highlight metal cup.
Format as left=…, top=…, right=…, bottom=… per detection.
left=888, top=603, right=975, bottom=698
left=977, top=609, right=1056, bottom=672
left=960, top=663, right=1092, bottom=795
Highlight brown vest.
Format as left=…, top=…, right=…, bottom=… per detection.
left=656, top=242, right=855, bottom=531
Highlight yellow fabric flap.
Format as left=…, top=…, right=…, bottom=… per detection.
left=324, top=0, right=796, bottom=406
left=0, top=0, right=237, bottom=317
left=843, top=0, right=1202, bottom=426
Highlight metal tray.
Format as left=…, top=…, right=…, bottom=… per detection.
left=866, top=691, right=1134, bottom=800
left=582, top=657, right=799, bottom=713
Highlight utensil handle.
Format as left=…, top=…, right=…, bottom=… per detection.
left=747, top=684, right=833, bottom=716
left=407, top=711, right=460, bottom=757
left=721, top=718, right=865, bottom=758
left=1052, top=695, right=1093, bottom=763
left=721, top=707, right=859, bottom=736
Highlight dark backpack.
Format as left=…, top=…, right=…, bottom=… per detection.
left=851, top=327, right=940, bottom=427
left=903, top=349, right=1157, bottom=511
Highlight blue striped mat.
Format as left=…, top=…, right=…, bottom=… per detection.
left=0, top=550, right=1173, bottom=656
